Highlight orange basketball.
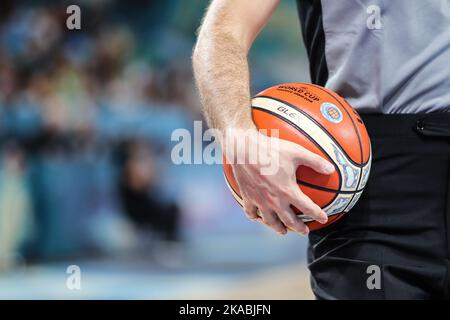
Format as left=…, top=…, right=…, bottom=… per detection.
left=223, top=83, right=372, bottom=231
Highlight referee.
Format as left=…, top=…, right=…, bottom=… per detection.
left=193, top=0, right=450, bottom=299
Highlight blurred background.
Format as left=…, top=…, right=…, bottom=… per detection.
left=0, top=0, right=313, bottom=299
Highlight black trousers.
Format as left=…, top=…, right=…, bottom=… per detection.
left=308, top=112, right=450, bottom=300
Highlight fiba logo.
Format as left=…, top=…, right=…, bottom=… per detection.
left=320, top=103, right=343, bottom=124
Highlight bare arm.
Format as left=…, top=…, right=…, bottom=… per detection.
left=193, top=0, right=278, bottom=132
left=193, top=0, right=334, bottom=235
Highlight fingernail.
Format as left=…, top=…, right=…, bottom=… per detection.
left=323, top=162, right=335, bottom=174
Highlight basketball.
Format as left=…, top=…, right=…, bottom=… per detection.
left=223, top=83, right=372, bottom=231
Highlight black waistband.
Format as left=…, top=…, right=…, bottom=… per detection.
left=361, top=113, right=450, bottom=139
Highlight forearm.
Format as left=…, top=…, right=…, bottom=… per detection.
left=193, top=28, right=255, bottom=134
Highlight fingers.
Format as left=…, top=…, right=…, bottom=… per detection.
left=243, top=201, right=258, bottom=220
left=258, top=208, right=287, bottom=235
left=277, top=205, right=309, bottom=235
left=289, top=187, right=328, bottom=224
left=296, top=146, right=335, bottom=175
left=241, top=187, right=326, bottom=235
left=243, top=199, right=290, bottom=235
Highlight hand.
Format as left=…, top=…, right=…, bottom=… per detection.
left=224, top=128, right=335, bottom=235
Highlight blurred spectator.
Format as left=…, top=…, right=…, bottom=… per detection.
left=0, top=144, right=32, bottom=271
left=117, top=139, right=181, bottom=243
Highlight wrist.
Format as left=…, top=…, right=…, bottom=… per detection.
left=221, top=125, right=258, bottom=164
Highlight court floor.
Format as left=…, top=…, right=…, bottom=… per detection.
left=0, top=233, right=313, bottom=299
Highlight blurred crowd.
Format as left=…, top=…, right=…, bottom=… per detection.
left=0, top=0, right=309, bottom=273
left=0, top=0, right=204, bottom=270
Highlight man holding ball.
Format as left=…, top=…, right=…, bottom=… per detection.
left=193, top=0, right=450, bottom=299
